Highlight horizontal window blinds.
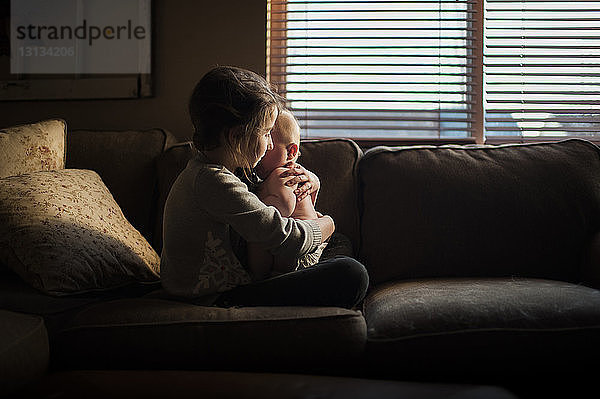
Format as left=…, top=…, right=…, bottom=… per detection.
left=485, top=1, right=600, bottom=137
left=267, top=0, right=478, bottom=139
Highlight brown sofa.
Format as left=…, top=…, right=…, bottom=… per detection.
left=3, top=127, right=600, bottom=398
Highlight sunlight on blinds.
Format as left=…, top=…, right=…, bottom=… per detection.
left=268, top=0, right=478, bottom=138
left=485, top=1, right=600, bottom=137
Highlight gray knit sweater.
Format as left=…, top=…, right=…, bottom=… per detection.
left=160, top=151, right=322, bottom=298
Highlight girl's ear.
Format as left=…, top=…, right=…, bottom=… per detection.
left=286, top=143, right=299, bottom=160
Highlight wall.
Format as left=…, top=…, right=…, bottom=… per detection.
left=0, top=0, right=267, bottom=142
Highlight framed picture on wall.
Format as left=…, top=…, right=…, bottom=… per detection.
left=0, top=0, right=153, bottom=101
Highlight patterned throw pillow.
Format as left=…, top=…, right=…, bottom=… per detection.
left=0, top=169, right=160, bottom=296
left=0, top=119, right=66, bottom=179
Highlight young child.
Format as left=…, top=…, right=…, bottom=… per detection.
left=161, top=66, right=368, bottom=308
left=255, top=110, right=328, bottom=271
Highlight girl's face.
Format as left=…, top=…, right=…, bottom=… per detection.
left=251, top=107, right=277, bottom=168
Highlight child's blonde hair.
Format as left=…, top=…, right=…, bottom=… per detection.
left=272, top=109, right=301, bottom=146
left=189, top=66, right=284, bottom=171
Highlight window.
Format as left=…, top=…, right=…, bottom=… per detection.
left=267, top=0, right=600, bottom=143
left=485, top=1, right=600, bottom=139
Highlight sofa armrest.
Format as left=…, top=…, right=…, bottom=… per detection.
left=583, top=232, right=600, bottom=289
left=0, top=310, right=49, bottom=396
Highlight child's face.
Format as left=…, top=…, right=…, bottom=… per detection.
left=256, top=112, right=300, bottom=179
left=250, top=107, right=277, bottom=168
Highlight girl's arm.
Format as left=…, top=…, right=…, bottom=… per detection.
left=199, top=168, right=324, bottom=266
left=248, top=215, right=334, bottom=277
left=314, top=214, right=335, bottom=242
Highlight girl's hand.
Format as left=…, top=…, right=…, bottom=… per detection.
left=279, top=162, right=320, bottom=203
left=278, top=164, right=310, bottom=188
left=258, top=166, right=299, bottom=201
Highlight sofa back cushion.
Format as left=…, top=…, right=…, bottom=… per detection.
left=0, top=119, right=66, bottom=179
left=359, top=139, right=600, bottom=286
left=154, top=139, right=363, bottom=254
left=296, top=139, right=363, bottom=252
left=66, top=129, right=168, bottom=248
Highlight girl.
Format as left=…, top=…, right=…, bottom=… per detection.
left=160, top=66, right=368, bottom=308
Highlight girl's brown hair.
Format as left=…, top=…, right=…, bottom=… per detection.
left=189, top=66, right=284, bottom=171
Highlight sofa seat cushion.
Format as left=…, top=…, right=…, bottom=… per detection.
left=53, top=298, right=366, bottom=373
left=0, top=310, right=49, bottom=396
left=0, top=271, right=160, bottom=336
left=364, top=278, right=600, bottom=379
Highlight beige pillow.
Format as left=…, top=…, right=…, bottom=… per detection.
left=0, top=169, right=160, bottom=296
left=0, top=119, right=66, bottom=179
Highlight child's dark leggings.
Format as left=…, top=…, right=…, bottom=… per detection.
left=214, top=256, right=369, bottom=309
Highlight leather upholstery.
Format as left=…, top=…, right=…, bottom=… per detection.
left=359, top=139, right=600, bottom=285
left=4, top=130, right=600, bottom=393
left=365, top=278, right=600, bottom=339
left=0, top=310, right=49, bottom=395
left=297, top=139, right=363, bottom=252
left=0, top=271, right=160, bottom=336
left=364, top=278, right=600, bottom=379
left=20, top=370, right=517, bottom=399
left=53, top=298, right=366, bottom=373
